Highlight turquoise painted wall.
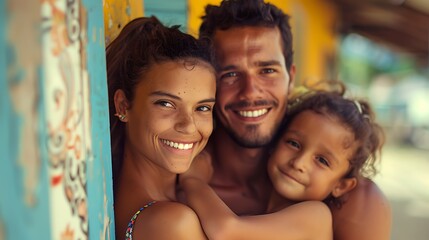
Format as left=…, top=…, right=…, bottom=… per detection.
left=84, top=0, right=116, bottom=238
left=144, top=0, right=188, bottom=31
left=0, top=0, right=115, bottom=239
left=0, top=0, right=51, bottom=238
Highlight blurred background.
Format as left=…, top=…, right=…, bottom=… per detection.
left=1, top=0, right=428, bottom=239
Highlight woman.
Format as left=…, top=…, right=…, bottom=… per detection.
left=106, top=16, right=215, bottom=239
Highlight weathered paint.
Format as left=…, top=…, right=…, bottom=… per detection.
left=83, top=0, right=116, bottom=238
left=1, top=0, right=114, bottom=239
left=103, top=0, right=144, bottom=45
left=0, top=0, right=52, bottom=239
left=144, top=0, right=188, bottom=31
left=41, top=0, right=91, bottom=238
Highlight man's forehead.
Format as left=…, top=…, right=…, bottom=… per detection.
left=213, top=26, right=281, bottom=46
left=213, top=26, right=284, bottom=67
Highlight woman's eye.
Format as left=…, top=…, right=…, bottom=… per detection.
left=316, top=156, right=330, bottom=167
left=155, top=100, right=174, bottom=108
left=196, top=105, right=212, bottom=112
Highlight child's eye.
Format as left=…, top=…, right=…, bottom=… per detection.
left=155, top=100, right=174, bottom=108
left=316, top=156, right=330, bottom=167
left=286, top=140, right=300, bottom=149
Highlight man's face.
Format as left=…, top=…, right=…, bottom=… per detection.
left=213, top=26, right=295, bottom=148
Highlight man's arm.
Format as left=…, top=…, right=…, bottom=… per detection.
left=331, top=178, right=392, bottom=240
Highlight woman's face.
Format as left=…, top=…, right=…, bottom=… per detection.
left=125, top=60, right=216, bottom=174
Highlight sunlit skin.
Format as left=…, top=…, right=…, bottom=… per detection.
left=114, top=60, right=216, bottom=239
left=267, top=110, right=358, bottom=211
left=123, top=60, right=216, bottom=174
left=213, top=26, right=295, bottom=147
left=206, top=26, right=296, bottom=215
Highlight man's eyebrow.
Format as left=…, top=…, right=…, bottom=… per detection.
left=219, top=65, right=237, bottom=72
left=256, top=60, right=282, bottom=67
left=150, top=91, right=216, bottom=104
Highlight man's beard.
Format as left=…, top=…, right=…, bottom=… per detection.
left=226, top=124, right=273, bottom=148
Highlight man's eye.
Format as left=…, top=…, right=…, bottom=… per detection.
left=223, top=72, right=237, bottom=78
left=219, top=72, right=238, bottom=85
left=261, top=68, right=275, bottom=74
left=316, top=156, right=330, bottom=167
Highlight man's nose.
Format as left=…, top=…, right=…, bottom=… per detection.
left=239, top=74, right=263, bottom=99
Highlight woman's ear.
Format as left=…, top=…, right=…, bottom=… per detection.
left=331, top=177, right=357, bottom=198
left=114, top=89, right=130, bottom=122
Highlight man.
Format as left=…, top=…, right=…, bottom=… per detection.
left=199, top=0, right=392, bottom=239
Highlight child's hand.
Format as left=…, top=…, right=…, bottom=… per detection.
left=180, top=151, right=213, bottom=184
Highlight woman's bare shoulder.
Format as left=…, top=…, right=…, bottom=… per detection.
left=132, top=201, right=207, bottom=239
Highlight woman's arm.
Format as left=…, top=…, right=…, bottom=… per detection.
left=132, top=201, right=208, bottom=240
left=182, top=178, right=333, bottom=240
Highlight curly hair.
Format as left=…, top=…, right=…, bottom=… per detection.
left=274, top=82, right=385, bottom=207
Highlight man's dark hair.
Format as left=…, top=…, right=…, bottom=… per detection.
left=199, top=0, right=294, bottom=72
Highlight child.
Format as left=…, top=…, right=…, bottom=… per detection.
left=181, top=83, right=384, bottom=240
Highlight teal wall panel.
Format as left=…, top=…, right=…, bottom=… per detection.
left=0, top=0, right=114, bottom=239
left=0, top=0, right=52, bottom=239
left=83, top=0, right=116, bottom=239
left=144, top=0, right=188, bottom=31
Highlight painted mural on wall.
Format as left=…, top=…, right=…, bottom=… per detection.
left=42, top=0, right=90, bottom=238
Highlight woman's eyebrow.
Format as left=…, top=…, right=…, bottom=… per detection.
left=150, top=91, right=180, bottom=100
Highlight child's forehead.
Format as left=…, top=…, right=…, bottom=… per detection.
left=289, top=110, right=358, bottom=148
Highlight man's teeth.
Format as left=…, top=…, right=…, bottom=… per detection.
left=238, top=109, right=268, bottom=118
left=162, top=140, right=194, bottom=150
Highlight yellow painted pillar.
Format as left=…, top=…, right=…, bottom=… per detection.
left=103, top=0, right=145, bottom=45
left=187, top=0, right=220, bottom=36
left=270, top=0, right=339, bottom=83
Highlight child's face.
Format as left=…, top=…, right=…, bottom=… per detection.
left=267, top=110, right=358, bottom=201
left=125, top=60, right=216, bottom=174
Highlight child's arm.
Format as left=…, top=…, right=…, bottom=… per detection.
left=181, top=178, right=333, bottom=240
left=180, top=152, right=332, bottom=240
